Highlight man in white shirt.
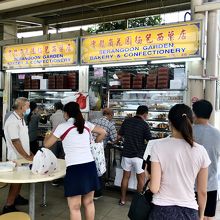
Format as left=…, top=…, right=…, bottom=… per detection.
left=3, top=97, right=33, bottom=214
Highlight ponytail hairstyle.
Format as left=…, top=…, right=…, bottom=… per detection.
left=63, top=102, right=85, bottom=134
left=27, top=101, right=37, bottom=125
left=168, top=104, right=194, bottom=147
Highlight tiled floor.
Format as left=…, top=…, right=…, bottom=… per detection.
left=0, top=183, right=220, bottom=220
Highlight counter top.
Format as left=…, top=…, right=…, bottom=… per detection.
left=0, top=159, right=66, bottom=184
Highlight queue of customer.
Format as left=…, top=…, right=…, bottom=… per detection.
left=2, top=97, right=220, bottom=220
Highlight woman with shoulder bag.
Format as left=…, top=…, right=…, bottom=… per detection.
left=44, top=102, right=106, bottom=220
left=146, top=104, right=210, bottom=220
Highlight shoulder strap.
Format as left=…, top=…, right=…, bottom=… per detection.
left=60, top=125, right=91, bottom=141
left=84, top=126, right=90, bottom=134
left=60, top=126, right=76, bottom=141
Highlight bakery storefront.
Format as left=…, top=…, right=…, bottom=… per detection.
left=81, top=21, right=202, bottom=188
left=1, top=39, right=89, bottom=161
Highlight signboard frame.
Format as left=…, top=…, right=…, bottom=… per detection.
left=2, top=38, right=78, bottom=70
left=80, top=21, right=202, bottom=65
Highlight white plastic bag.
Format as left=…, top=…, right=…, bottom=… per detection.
left=0, top=161, right=16, bottom=172
left=31, top=148, right=58, bottom=175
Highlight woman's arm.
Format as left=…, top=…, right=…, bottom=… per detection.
left=196, top=167, right=208, bottom=220
left=92, top=125, right=106, bottom=143
left=149, top=161, right=161, bottom=193
left=44, top=133, right=58, bottom=148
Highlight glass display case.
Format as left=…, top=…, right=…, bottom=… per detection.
left=108, top=89, right=185, bottom=138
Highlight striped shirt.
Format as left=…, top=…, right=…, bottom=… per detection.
left=119, top=116, right=152, bottom=158
left=92, top=116, right=117, bottom=146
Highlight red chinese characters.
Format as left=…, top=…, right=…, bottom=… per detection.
left=125, top=36, right=132, bottom=45
left=116, top=38, right=122, bottom=46
left=91, top=40, right=96, bottom=48
left=179, top=29, right=186, bottom=40
left=66, top=44, right=72, bottom=52
left=30, top=47, right=36, bottom=54
left=146, top=33, right=153, bottom=43
left=52, top=45, right=57, bottom=53
left=44, top=46, right=49, bottom=53
left=157, top=33, right=164, bottom=41
left=108, top=39, right=114, bottom=47
left=135, top=36, right=142, bottom=44
left=38, top=47, right=43, bottom=54
left=168, top=31, right=174, bottom=41
left=99, top=40, right=105, bottom=48
left=58, top=45, right=64, bottom=52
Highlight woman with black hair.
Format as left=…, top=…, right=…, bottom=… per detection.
left=44, top=102, right=106, bottom=220
left=145, top=104, right=211, bottom=220
left=26, top=101, right=40, bottom=155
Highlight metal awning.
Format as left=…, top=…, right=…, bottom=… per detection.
left=0, top=0, right=191, bottom=33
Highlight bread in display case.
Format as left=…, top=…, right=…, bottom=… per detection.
left=108, top=89, right=185, bottom=139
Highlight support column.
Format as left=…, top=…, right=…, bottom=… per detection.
left=205, top=10, right=219, bottom=124
left=0, top=24, right=17, bottom=40
left=43, top=25, right=49, bottom=35
left=187, top=0, right=204, bottom=106
left=0, top=24, right=17, bottom=161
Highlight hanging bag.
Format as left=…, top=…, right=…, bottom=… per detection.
left=60, top=125, right=106, bottom=177
left=128, top=179, right=153, bottom=220
left=89, top=135, right=106, bottom=177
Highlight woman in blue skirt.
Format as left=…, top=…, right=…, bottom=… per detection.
left=145, top=104, right=211, bottom=220
left=44, top=102, right=106, bottom=220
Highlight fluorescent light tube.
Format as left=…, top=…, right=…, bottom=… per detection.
left=45, top=66, right=81, bottom=71
left=93, top=61, right=147, bottom=68
left=150, top=57, right=202, bottom=64
left=7, top=68, right=43, bottom=73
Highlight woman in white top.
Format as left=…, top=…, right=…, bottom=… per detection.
left=44, top=102, right=106, bottom=220
left=147, top=104, right=211, bottom=220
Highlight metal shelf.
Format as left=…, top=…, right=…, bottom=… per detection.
left=113, top=116, right=168, bottom=122
left=21, top=89, right=75, bottom=92
left=147, top=119, right=168, bottom=122
left=110, top=99, right=183, bottom=103
left=109, top=89, right=186, bottom=92
left=112, top=108, right=169, bottom=112
left=150, top=128, right=170, bottom=132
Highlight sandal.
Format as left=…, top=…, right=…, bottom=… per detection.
left=118, top=199, right=125, bottom=206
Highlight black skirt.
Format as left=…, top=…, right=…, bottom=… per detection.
left=64, top=161, right=100, bottom=197
left=149, top=205, right=199, bottom=220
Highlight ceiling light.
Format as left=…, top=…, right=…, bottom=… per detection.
left=93, top=61, right=147, bottom=68
left=150, top=57, right=202, bottom=64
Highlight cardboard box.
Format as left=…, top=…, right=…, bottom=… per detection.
left=114, top=167, right=137, bottom=190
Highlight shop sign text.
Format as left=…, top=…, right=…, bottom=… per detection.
left=81, top=21, right=201, bottom=64
left=3, top=39, right=77, bottom=69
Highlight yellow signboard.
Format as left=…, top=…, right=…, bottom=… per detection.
left=81, top=21, right=201, bottom=64
left=3, top=39, right=78, bottom=69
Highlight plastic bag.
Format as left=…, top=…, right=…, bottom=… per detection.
left=31, top=148, right=58, bottom=175
left=90, top=140, right=106, bottom=177
left=76, top=93, right=88, bottom=109
left=0, top=161, right=16, bottom=172
left=61, top=93, right=88, bottom=110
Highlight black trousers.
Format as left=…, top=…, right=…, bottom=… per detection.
left=30, top=139, right=40, bottom=155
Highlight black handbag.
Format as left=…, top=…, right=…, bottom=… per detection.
left=128, top=180, right=153, bottom=220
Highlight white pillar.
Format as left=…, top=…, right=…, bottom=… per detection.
left=0, top=25, right=17, bottom=161
left=205, top=10, right=219, bottom=124
left=188, top=0, right=205, bottom=106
